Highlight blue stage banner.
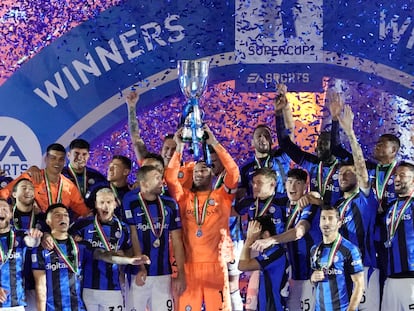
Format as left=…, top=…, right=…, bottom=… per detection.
left=0, top=0, right=413, bottom=177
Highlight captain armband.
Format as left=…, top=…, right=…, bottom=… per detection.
left=224, top=185, right=238, bottom=194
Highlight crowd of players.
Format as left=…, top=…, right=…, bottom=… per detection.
left=0, top=85, right=413, bottom=311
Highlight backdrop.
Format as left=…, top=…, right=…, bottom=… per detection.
left=0, top=0, right=413, bottom=178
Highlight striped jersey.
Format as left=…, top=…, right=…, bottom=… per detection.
left=385, top=197, right=414, bottom=276
left=32, top=239, right=93, bottom=311
left=256, top=244, right=290, bottom=311
left=284, top=202, right=322, bottom=280
left=0, top=229, right=27, bottom=307
left=123, top=190, right=181, bottom=276
left=69, top=216, right=131, bottom=290
left=335, top=188, right=378, bottom=268
left=310, top=236, right=364, bottom=311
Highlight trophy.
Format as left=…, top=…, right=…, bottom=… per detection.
left=177, top=60, right=211, bottom=163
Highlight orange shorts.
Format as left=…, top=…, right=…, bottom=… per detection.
left=178, top=262, right=227, bottom=311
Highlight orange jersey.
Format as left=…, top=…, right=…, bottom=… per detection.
left=0, top=171, right=89, bottom=217
left=165, top=144, right=239, bottom=263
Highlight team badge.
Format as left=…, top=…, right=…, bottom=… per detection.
left=178, top=172, right=184, bottom=179
left=185, top=305, right=192, bottom=311
left=89, top=178, right=95, bottom=185
left=115, top=231, right=121, bottom=238
left=332, top=173, right=338, bottom=180
left=14, top=240, right=19, bottom=247
left=334, top=255, right=339, bottom=263
left=208, top=198, right=215, bottom=205
left=0, top=181, right=6, bottom=188
left=85, top=191, right=91, bottom=199
left=269, top=206, right=275, bottom=213
left=388, top=179, right=394, bottom=185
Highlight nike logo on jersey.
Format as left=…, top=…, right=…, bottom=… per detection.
left=137, top=212, right=145, bottom=216
left=88, top=229, right=96, bottom=234
left=249, top=206, right=257, bottom=210
left=45, top=251, right=55, bottom=257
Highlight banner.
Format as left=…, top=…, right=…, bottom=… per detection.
left=0, top=0, right=413, bottom=177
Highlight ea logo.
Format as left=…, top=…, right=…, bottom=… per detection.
left=0, top=117, right=42, bottom=178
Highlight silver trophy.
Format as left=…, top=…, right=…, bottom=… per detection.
left=177, top=60, right=210, bottom=144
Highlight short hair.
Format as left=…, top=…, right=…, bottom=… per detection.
left=380, top=134, right=401, bottom=149
left=143, top=153, right=165, bottom=168
left=252, top=167, right=277, bottom=181
left=12, top=178, right=33, bottom=193
left=69, top=139, right=90, bottom=151
left=136, top=165, right=159, bottom=182
left=255, top=215, right=276, bottom=236
left=46, top=203, right=69, bottom=217
left=321, top=204, right=340, bottom=219
left=397, top=161, right=414, bottom=174
left=0, top=198, right=10, bottom=208
left=338, top=159, right=355, bottom=168
left=46, top=143, right=66, bottom=154
left=164, top=134, right=175, bottom=141
left=318, top=131, right=331, bottom=141
left=112, top=155, right=132, bottom=170
left=95, top=187, right=115, bottom=198
left=287, top=168, right=308, bottom=182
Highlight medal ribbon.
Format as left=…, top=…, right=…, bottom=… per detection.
left=12, top=205, right=35, bottom=230
left=315, top=234, right=342, bottom=270
left=94, top=215, right=122, bottom=251
left=52, top=236, right=79, bottom=274
left=68, top=164, right=87, bottom=195
left=317, top=159, right=338, bottom=197
left=213, top=171, right=226, bottom=190
left=110, top=184, right=121, bottom=206
left=254, top=155, right=270, bottom=169
left=387, top=190, right=414, bottom=242
left=194, top=192, right=211, bottom=228
left=44, top=171, right=63, bottom=205
left=338, top=191, right=359, bottom=221
left=285, top=203, right=300, bottom=230
left=0, top=230, right=15, bottom=265
left=138, top=193, right=166, bottom=239
left=375, top=160, right=397, bottom=205
left=254, top=196, right=273, bottom=218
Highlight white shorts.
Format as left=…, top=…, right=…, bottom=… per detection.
left=228, top=239, right=244, bottom=277
left=125, top=275, right=173, bottom=311
left=359, top=267, right=380, bottom=311
left=82, top=288, right=124, bottom=311
left=287, top=279, right=315, bottom=311
left=0, top=307, right=25, bottom=311
left=381, top=277, right=414, bottom=311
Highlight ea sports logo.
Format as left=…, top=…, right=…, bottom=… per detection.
left=0, top=117, right=42, bottom=178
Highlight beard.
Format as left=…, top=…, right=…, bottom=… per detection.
left=340, top=183, right=357, bottom=193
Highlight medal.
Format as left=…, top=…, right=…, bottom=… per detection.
left=254, top=196, right=273, bottom=218
left=52, top=236, right=80, bottom=278
left=94, top=215, right=122, bottom=251
left=384, top=240, right=392, bottom=248
left=137, top=193, right=166, bottom=248
left=68, top=164, right=87, bottom=195
left=386, top=190, right=414, bottom=248
left=317, top=159, right=338, bottom=197
left=194, top=192, right=211, bottom=238
left=196, top=228, right=203, bottom=237
left=0, top=230, right=15, bottom=266
left=44, top=170, right=63, bottom=205
left=153, top=238, right=160, bottom=248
